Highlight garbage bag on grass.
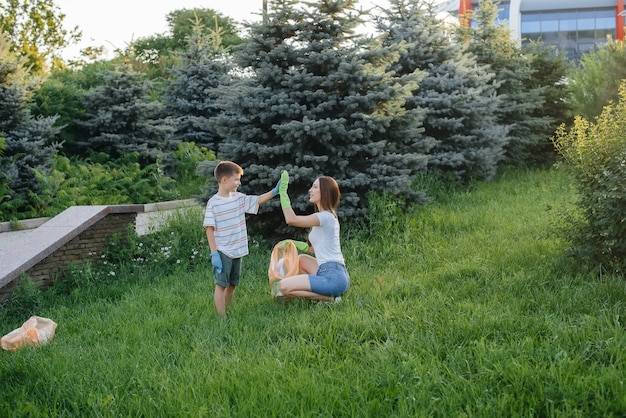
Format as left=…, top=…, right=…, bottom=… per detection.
left=1, top=316, right=57, bottom=351
left=268, top=240, right=299, bottom=298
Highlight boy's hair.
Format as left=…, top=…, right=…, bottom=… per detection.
left=214, top=161, right=243, bottom=182
left=317, top=176, right=341, bottom=213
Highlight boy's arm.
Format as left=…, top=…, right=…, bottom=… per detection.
left=205, top=226, right=223, bottom=273
left=258, top=177, right=281, bottom=205
left=205, top=226, right=218, bottom=253
left=258, top=190, right=276, bottom=205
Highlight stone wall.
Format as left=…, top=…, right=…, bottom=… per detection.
left=0, top=199, right=198, bottom=302
left=24, top=213, right=136, bottom=291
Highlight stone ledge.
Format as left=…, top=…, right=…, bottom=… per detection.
left=0, top=217, right=50, bottom=233
left=0, top=199, right=196, bottom=233
left=0, top=204, right=144, bottom=289
left=143, top=198, right=198, bottom=212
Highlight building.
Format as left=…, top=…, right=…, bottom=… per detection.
left=440, top=0, right=625, bottom=60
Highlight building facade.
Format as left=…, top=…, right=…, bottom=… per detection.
left=446, top=0, right=626, bottom=60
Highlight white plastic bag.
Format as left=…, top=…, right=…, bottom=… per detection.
left=1, top=316, right=57, bottom=351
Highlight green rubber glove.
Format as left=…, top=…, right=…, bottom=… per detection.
left=292, top=240, right=309, bottom=252
left=279, top=239, right=309, bottom=252
left=279, top=170, right=291, bottom=209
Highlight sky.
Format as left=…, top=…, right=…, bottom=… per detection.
left=54, top=0, right=383, bottom=60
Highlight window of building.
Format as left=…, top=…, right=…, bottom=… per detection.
left=521, top=8, right=616, bottom=61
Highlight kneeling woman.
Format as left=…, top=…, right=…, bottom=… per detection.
left=277, top=171, right=350, bottom=302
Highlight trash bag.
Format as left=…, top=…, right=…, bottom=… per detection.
left=268, top=240, right=299, bottom=298
left=1, top=316, right=57, bottom=351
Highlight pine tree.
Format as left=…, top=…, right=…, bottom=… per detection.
left=456, top=0, right=554, bottom=166
left=376, top=0, right=508, bottom=182
left=522, top=40, right=571, bottom=165
left=0, top=33, right=60, bottom=216
left=164, top=17, right=232, bottom=153
left=75, top=66, right=176, bottom=167
left=209, top=0, right=431, bottom=230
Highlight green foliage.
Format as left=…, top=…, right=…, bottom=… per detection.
left=0, top=275, right=43, bottom=322
left=521, top=40, right=572, bottom=165
left=132, top=8, right=243, bottom=59
left=553, top=81, right=626, bottom=274
left=0, top=0, right=82, bottom=73
left=214, top=0, right=432, bottom=234
left=0, top=136, right=9, bottom=205
left=31, top=62, right=117, bottom=156
left=568, top=38, right=626, bottom=121
left=376, top=0, right=507, bottom=182
left=0, top=32, right=61, bottom=218
left=74, top=65, right=177, bottom=167
left=25, top=154, right=177, bottom=218
left=169, top=142, right=215, bottom=197
left=164, top=18, right=232, bottom=153
left=100, top=207, right=208, bottom=277
left=456, top=0, right=558, bottom=167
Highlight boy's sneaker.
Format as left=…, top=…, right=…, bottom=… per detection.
left=333, top=296, right=341, bottom=303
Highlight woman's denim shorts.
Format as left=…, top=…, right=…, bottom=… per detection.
left=308, top=262, right=350, bottom=297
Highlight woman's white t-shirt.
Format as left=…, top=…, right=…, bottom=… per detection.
left=308, top=211, right=345, bottom=266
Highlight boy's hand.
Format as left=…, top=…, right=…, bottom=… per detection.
left=272, top=178, right=281, bottom=196
left=211, top=252, right=223, bottom=273
left=279, top=170, right=291, bottom=209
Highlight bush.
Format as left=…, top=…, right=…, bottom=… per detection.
left=553, top=81, right=626, bottom=274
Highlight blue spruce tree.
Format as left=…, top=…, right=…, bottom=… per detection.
left=376, top=0, right=508, bottom=182
left=165, top=17, right=233, bottom=153
left=456, top=0, right=554, bottom=167
left=0, top=33, right=60, bottom=217
left=211, top=0, right=432, bottom=230
left=75, top=66, right=176, bottom=167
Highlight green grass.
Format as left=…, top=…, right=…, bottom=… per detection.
left=1, top=168, right=625, bottom=417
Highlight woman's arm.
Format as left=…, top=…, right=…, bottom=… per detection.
left=279, top=170, right=320, bottom=228
left=283, top=208, right=320, bottom=228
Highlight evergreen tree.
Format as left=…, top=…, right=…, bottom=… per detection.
left=522, top=40, right=572, bottom=165
left=75, top=66, right=176, bottom=167
left=0, top=33, right=60, bottom=217
left=376, top=0, right=507, bottom=182
left=133, top=8, right=244, bottom=59
left=567, top=38, right=626, bottom=122
left=456, top=0, right=554, bottom=166
left=209, top=0, right=431, bottom=229
left=164, top=17, right=232, bottom=153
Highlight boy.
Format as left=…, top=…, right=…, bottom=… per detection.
left=203, top=161, right=280, bottom=317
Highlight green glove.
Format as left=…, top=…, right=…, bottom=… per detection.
left=292, top=240, right=309, bottom=252
left=279, top=239, right=309, bottom=252
left=279, top=170, right=291, bottom=209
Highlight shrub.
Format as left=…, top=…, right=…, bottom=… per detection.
left=101, top=207, right=209, bottom=277
left=552, top=81, right=626, bottom=274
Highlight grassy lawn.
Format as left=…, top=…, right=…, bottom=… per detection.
left=1, top=168, right=625, bottom=417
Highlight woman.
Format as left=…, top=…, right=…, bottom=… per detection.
left=276, top=171, right=350, bottom=302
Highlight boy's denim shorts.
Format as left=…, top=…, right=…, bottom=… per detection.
left=214, top=251, right=242, bottom=288
left=309, top=262, right=350, bottom=297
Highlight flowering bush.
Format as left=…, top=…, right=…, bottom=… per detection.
left=101, top=209, right=209, bottom=276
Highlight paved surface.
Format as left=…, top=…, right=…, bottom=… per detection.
left=0, top=228, right=33, bottom=254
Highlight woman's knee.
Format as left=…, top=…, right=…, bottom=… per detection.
left=298, top=254, right=317, bottom=274
left=279, top=275, right=311, bottom=295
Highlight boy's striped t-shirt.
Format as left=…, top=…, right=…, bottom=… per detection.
left=203, top=192, right=259, bottom=258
